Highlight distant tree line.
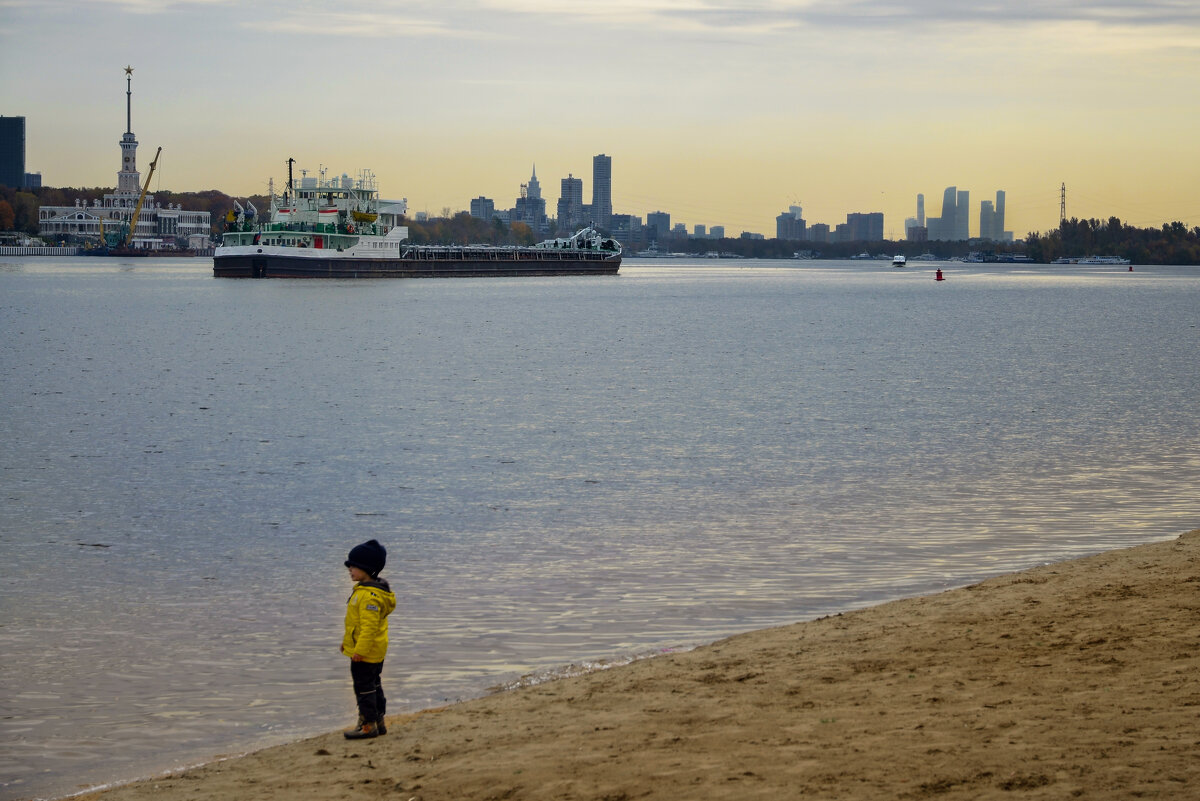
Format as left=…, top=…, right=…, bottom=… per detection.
left=402, top=213, right=537, bottom=246
left=1025, top=217, right=1200, bottom=265
left=651, top=235, right=1019, bottom=260
left=654, top=218, right=1200, bottom=264
left=0, top=184, right=268, bottom=240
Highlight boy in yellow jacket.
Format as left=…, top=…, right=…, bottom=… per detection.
left=341, top=539, right=396, bottom=740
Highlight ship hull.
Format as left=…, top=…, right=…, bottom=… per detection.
left=214, top=250, right=621, bottom=278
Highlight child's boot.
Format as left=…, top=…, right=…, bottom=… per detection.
left=344, top=720, right=379, bottom=740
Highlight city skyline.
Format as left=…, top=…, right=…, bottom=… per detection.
left=2, top=1, right=1198, bottom=239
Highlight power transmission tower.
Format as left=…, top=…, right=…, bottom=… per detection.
left=1060, top=183, right=1066, bottom=223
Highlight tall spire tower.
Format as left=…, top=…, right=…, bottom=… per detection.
left=527, top=164, right=541, bottom=200
left=117, top=66, right=141, bottom=195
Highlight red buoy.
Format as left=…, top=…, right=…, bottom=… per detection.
left=935, top=268, right=944, bottom=281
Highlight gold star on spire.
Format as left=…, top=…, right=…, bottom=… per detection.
left=124, top=65, right=133, bottom=75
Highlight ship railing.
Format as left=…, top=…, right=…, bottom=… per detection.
left=397, top=245, right=615, bottom=261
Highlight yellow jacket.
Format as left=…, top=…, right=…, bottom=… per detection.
left=342, top=579, right=396, bottom=663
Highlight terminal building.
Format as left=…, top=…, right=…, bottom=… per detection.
left=38, top=67, right=210, bottom=249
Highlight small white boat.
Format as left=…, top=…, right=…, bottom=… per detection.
left=1076, top=255, right=1131, bottom=266
left=892, top=254, right=907, bottom=267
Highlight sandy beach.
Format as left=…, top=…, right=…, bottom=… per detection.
left=69, top=529, right=1200, bottom=801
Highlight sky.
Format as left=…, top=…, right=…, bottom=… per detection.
left=2, top=0, right=1199, bottom=239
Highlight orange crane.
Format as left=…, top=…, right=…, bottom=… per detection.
left=125, top=146, right=162, bottom=247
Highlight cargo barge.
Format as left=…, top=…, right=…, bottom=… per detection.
left=214, top=164, right=620, bottom=279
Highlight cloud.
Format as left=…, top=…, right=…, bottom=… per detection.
left=241, top=9, right=472, bottom=39
left=54, top=0, right=232, bottom=12
left=481, top=0, right=1200, bottom=32
left=27, top=1, right=1198, bottom=41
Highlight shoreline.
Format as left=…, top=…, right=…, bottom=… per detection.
left=62, top=527, right=1200, bottom=801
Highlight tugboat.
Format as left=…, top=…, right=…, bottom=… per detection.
left=214, top=161, right=621, bottom=279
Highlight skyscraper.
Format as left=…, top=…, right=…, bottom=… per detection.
left=526, top=164, right=541, bottom=200
left=977, top=190, right=1008, bottom=242
left=776, top=211, right=806, bottom=240
left=514, top=165, right=547, bottom=232
left=927, top=187, right=958, bottom=241
left=0, top=115, right=26, bottom=188
left=845, top=212, right=884, bottom=242
left=979, top=200, right=995, bottom=241
left=557, top=174, right=583, bottom=231
left=956, top=189, right=970, bottom=240
left=917, top=193, right=925, bottom=228
left=646, top=211, right=670, bottom=240
left=592, top=154, right=612, bottom=230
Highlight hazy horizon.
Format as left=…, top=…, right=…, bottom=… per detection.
left=3, top=1, right=1198, bottom=239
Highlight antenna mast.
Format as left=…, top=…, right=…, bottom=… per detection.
left=1060, top=182, right=1066, bottom=224
left=124, top=65, right=133, bottom=134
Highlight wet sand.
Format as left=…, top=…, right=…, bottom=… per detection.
left=72, top=529, right=1200, bottom=801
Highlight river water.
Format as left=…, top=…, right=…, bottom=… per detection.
left=1, top=256, right=1197, bottom=799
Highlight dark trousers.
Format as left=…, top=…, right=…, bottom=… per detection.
left=350, top=660, right=386, bottom=724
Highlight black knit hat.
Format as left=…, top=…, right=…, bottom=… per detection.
left=345, top=539, right=386, bottom=579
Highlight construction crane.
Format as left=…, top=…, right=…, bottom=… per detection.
left=125, top=146, right=162, bottom=248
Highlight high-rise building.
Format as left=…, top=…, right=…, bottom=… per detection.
left=513, top=165, right=547, bottom=233
left=845, top=212, right=884, bottom=241
left=0, top=115, right=25, bottom=188
left=591, top=154, right=612, bottom=230
left=709, top=225, right=725, bottom=239
left=956, top=189, right=970, bottom=240
left=557, top=174, right=583, bottom=231
left=470, top=196, right=495, bottom=220
left=917, top=193, right=925, bottom=228
left=776, top=211, right=806, bottom=240
left=646, top=210, right=670, bottom=240
left=609, top=213, right=640, bottom=243
left=977, top=190, right=1009, bottom=242
left=526, top=164, right=541, bottom=200
left=694, top=224, right=706, bottom=238
left=927, top=187, right=958, bottom=241
left=979, top=200, right=995, bottom=241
